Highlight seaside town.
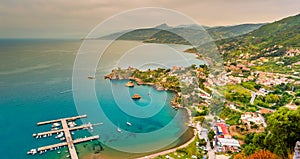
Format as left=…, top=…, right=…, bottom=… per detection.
left=2, top=1, right=300, bottom=159
left=104, top=13, right=300, bottom=157
left=105, top=50, right=300, bottom=159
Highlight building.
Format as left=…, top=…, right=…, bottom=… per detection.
left=216, top=138, right=241, bottom=152
left=241, top=112, right=263, bottom=125
left=294, top=141, right=300, bottom=159
left=215, top=122, right=231, bottom=139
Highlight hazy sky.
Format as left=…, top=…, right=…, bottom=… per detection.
left=0, top=0, right=299, bottom=38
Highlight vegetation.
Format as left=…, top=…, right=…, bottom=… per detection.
left=132, top=68, right=181, bottom=92
left=218, top=13, right=300, bottom=61
left=217, top=84, right=251, bottom=106
left=101, top=23, right=264, bottom=45
left=154, top=136, right=205, bottom=159
left=233, top=149, right=281, bottom=159
left=208, top=129, right=216, bottom=141
left=219, top=107, right=241, bottom=125
left=239, top=107, right=300, bottom=158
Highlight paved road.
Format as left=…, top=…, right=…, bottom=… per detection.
left=197, top=122, right=215, bottom=159
left=258, top=113, right=267, bottom=127
left=250, top=91, right=256, bottom=105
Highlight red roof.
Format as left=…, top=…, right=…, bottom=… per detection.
left=217, top=122, right=229, bottom=135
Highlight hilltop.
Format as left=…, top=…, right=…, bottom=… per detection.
left=100, top=23, right=264, bottom=45
left=217, top=13, right=300, bottom=74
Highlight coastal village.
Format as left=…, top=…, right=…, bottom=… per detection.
left=105, top=44, right=300, bottom=159
left=27, top=13, right=299, bottom=159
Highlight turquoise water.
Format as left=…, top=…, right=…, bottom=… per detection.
left=0, top=39, right=200, bottom=159
left=0, top=39, right=81, bottom=159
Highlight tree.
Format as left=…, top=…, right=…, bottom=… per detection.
left=265, top=107, right=300, bottom=157
left=243, top=143, right=257, bottom=156
left=234, top=149, right=280, bottom=159
left=208, top=129, right=216, bottom=141
left=249, top=150, right=280, bottom=159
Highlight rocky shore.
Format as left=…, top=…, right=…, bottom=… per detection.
left=104, top=67, right=182, bottom=109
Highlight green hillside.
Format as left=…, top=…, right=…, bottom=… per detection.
left=218, top=13, right=300, bottom=61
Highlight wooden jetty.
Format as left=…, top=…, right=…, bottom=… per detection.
left=29, top=115, right=100, bottom=159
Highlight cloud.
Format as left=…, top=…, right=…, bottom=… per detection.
left=0, top=0, right=299, bottom=38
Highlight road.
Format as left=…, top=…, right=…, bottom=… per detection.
left=257, top=113, right=267, bottom=127
left=250, top=91, right=256, bottom=105
left=197, top=122, right=215, bottom=159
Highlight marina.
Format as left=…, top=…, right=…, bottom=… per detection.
left=28, top=115, right=100, bottom=159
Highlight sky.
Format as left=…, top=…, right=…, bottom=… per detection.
left=0, top=0, right=299, bottom=39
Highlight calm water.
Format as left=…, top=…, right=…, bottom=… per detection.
left=0, top=39, right=201, bottom=159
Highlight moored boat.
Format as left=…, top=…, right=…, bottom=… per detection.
left=125, top=81, right=134, bottom=87
left=27, top=149, right=37, bottom=155
left=132, top=94, right=141, bottom=99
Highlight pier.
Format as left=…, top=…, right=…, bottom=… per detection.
left=29, top=115, right=100, bottom=159
left=37, top=114, right=87, bottom=126
left=33, top=123, right=93, bottom=137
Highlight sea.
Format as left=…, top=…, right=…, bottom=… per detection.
left=0, top=39, right=205, bottom=159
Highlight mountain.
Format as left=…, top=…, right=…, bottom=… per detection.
left=207, top=23, right=267, bottom=40
left=99, top=23, right=264, bottom=45
left=218, top=13, right=300, bottom=61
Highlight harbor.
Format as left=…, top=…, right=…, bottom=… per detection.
left=28, top=115, right=101, bottom=159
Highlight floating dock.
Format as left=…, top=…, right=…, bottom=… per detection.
left=29, top=115, right=100, bottom=159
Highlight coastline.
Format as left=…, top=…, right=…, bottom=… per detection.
left=136, top=107, right=196, bottom=159
left=94, top=71, right=196, bottom=159
left=104, top=75, right=182, bottom=109
left=80, top=108, right=195, bottom=159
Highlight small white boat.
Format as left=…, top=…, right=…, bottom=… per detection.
left=71, top=132, right=75, bottom=135
left=60, top=137, right=66, bottom=141
left=51, top=127, right=59, bottom=131
left=52, top=123, right=60, bottom=127
left=43, top=134, right=47, bottom=138
left=68, top=122, right=77, bottom=128
left=57, top=151, right=61, bottom=154
left=126, top=122, right=132, bottom=126
left=117, top=127, right=122, bottom=133
left=55, top=132, right=64, bottom=139
left=27, top=149, right=37, bottom=155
